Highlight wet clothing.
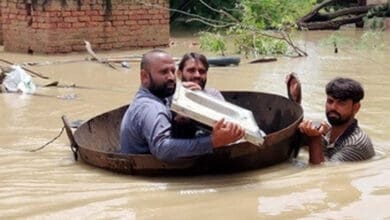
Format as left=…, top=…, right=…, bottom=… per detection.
left=323, top=119, right=375, bottom=162
left=120, top=87, right=213, bottom=162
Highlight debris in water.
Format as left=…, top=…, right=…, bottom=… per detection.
left=1, top=65, right=36, bottom=94
left=57, top=93, right=77, bottom=100
left=121, top=61, right=130, bottom=68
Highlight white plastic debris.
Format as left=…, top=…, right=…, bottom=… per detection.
left=121, top=61, right=130, bottom=68
left=2, top=65, right=36, bottom=94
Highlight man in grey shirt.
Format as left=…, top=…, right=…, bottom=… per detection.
left=298, top=77, right=375, bottom=164
left=120, top=49, right=245, bottom=162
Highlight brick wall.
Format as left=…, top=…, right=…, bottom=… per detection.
left=0, top=0, right=169, bottom=53
left=0, top=2, right=3, bottom=45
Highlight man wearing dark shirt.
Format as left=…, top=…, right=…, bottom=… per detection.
left=120, top=49, right=245, bottom=162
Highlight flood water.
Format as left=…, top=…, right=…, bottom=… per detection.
left=1, top=30, right=389, bottom=219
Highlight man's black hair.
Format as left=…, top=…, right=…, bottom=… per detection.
left=326, top=77, right=364, bottom=103
left=178, top=52, right=209, bottom=72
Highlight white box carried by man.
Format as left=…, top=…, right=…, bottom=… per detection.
left=171, top=81, right=265, bottom=146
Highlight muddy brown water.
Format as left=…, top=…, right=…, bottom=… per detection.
left=1, top=30, right=389, bottom=219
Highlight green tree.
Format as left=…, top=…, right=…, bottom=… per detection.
left=240, top=0, right=316, bottom=30
left=170, top=0, right=240, bottom=25
left=193, top=0, right=316, bottom=56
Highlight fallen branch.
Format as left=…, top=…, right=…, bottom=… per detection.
left=248, top=57, right=277, bottom=64
left=299, top=13, right=367, bottom=30
left=297, top=0, right=384, bottom=30
left=0, top=58, right=50, bottom=79
left=84, top=41, right=117, bottom=70
left=298, top=0, right=335, bottom=23
left=323, top=5, right=375, bottom=20
left=23, top=57, right=144, bottom=67
left=23, top=58, right=91, bottom=66
left=43, top=81, right=59, bottom=87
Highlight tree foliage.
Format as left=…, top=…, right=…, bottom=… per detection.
left=240, top=0, right=317, bottom=30
left=193, top=1, right=316, bottom=56
left=169, top=0, right=389, bottom=56
left=227, top=0, right=316, bottom=56
left=170, top=0, right=240, bottom=27
left=199, top=32, right=227, bottom=56
left=231, top=30, right=288, bottom=56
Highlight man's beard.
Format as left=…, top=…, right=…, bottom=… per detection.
left=197, top=78, right=206, bottom=90
left=148, top=73, right=176, bottom=99
left=326, top=111, right=350, bottom=126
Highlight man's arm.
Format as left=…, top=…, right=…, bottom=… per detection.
left=142, top=107, right=244, bottom=162
left=141, top=107, right=211, bottom=161
left=307, top=136, right=325, bottom=164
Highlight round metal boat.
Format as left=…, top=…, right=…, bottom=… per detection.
left=63, top=91, right=303, bottom=175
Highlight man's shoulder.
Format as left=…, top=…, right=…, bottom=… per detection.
left=344, top=123, right=369, bottom=140
left=349, top=125, right=373, bottom=149
left=336, top=120, right=370, bottom=146
left=204, top=87, right=221, bottom=93
left=204, top=87, right=224, bottom=100
left=132, top=95, right=158, bottom=106
left=332, top=125, right=375, bottom=161
left=130, top=96, right=167, bottom=113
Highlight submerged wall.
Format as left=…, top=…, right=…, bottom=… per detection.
left=0, top=3, right=3, bottom=45
left=0, top=0, right=169, bottom=53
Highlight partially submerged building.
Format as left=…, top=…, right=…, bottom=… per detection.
left=0, top=0, right=169, bottom=53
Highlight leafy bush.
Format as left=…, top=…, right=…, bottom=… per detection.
left=170, top=0, right=240, bottom=28
left=175, top=1, right=316, bottom=56
left=232, top=30, right=287, bottom=56
left=199, top=32, right=227, bottom=56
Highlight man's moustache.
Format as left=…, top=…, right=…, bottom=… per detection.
left=327, top=111, right=341, bottom=117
